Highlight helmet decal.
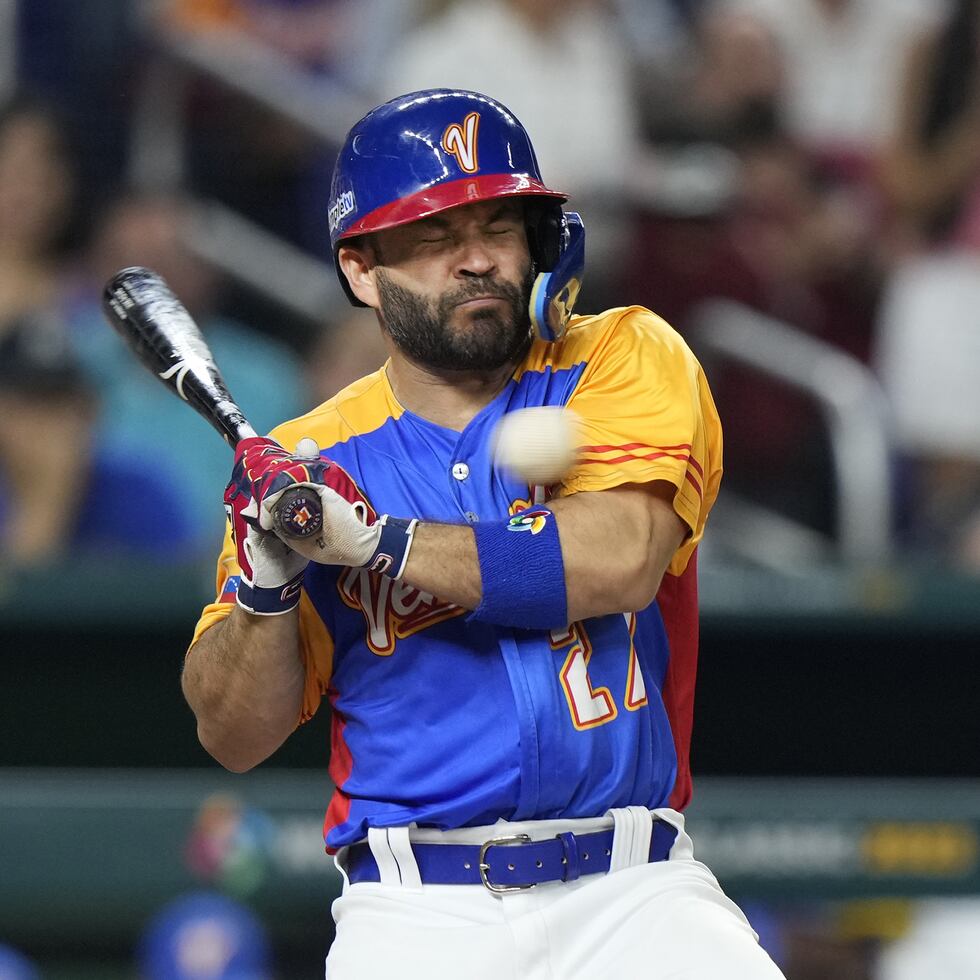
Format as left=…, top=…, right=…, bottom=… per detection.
left=328, top=189, right=357, bottom=235
left=442, top=112, right=481, bottom=174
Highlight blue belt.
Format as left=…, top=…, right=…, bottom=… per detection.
left=345, top=820, right=678, bottom=894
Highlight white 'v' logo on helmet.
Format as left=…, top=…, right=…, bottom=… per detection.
left=441, top=112, right=481, bottom=174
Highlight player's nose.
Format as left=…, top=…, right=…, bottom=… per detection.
left=453, top=237, right=497, bottom=278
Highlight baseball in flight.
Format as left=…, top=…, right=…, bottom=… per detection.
left=492, top=406, right=581, bottom=484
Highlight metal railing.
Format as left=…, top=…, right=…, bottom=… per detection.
left=690, top=300, right=894, bottom=565
left=129, top=7, right=370, bottom=323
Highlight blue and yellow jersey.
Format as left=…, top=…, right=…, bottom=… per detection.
left=191, top=306, right=722, bottom=850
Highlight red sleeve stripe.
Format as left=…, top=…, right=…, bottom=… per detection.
left=580, top=443, right=703, bottom=477
left=580, top=449, right=692, bottom=467
left=580, top=442, right=692, bottom=454
left=577, top=452, right=704, bottom=498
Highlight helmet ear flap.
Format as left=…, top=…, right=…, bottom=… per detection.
left=528, top=210, right=585, bottom=343
left=525, top=202, right=564, bottom=271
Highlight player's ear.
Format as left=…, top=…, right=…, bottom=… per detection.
left=338, top=242, right=380, bottom=309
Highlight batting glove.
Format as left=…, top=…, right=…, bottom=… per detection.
left=224, top=439, right=320, bottom=615
left=224, top=438, right=417, bottom=614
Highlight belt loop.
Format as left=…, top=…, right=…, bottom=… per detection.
left=387, top=825, right=422, bottom=890
left=333, top=846, right=351, bottom=888
left=367, top=827, right=401, bottom=886
left=653, top=807, right=690, bottom=860
left=556, top=831, right=581, bottom=882
left=607, top=806, right=654, bottom=872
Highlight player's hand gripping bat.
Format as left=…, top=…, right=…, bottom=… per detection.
left=101, top=266, right=323, bottom=540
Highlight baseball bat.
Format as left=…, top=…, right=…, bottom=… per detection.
left=101, top=266, right=323, bottom=540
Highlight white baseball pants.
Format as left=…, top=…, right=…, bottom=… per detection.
left=325, top=808, right=785, bottom=980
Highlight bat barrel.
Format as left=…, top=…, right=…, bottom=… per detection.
left=102, top=266, right=253, bottom=446
left=101, top=266, right=321, bottom=540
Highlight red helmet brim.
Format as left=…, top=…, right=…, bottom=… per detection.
left=337, top=173, right=567, bottom=242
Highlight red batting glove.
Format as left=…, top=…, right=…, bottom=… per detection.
left=224, top=437, right=407, bottom=613
left=223, top=436, right=371, bottom=613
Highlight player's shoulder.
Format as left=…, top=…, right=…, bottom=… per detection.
left=268, top=365, right=399, bottom=452
left=524, top=305, right=693, bottom=373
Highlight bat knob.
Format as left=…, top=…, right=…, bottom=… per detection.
left=273, top=487, right=324, bottom=539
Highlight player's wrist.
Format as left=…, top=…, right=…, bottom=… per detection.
left=361, top=515, right=418, bottom=579
left=237, top=525, right=309, bottom=615
left=237, top=567, right=305, bottom=616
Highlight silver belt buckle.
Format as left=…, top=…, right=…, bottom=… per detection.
left=478, top=833, right=534, bottom=894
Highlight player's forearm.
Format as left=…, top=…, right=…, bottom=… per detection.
left=401, top=485, right=683, bottom=624
left=551, top=489, right=671, bottom=622
left=181, top=606, right=305, bottom=772
left=402, top=523, right=482, bottom=610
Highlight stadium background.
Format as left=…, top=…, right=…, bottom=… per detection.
left=3, top=0, right=980, bottom=976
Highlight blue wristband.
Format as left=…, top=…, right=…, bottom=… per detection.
left=470, top=508, right=567, bottom=630
left=365, top=515, right=418, bottom=579
left=237, top=569, right=305, bottom=616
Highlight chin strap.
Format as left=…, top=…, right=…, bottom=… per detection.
left=529, top=211, right=585, bottom=343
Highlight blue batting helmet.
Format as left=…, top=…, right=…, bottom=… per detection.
left=328, top=88, right=585, bottom=342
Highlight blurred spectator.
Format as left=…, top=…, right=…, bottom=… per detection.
left=0, top=99, right=195, bottom=563
left=622, top=7, right=873, bottom=536
left=138, top=891, right=273, bottom=980
left=0, top=95, right=78, bottom=337
left=383, top=0, right=642, bottom=307
left=67, top=191, right=309, bottom=554
left=724, top=0, right=943, bottom=157
left=879, top=0, right=980, bottom=253
left=0, top=310, right=97, bottom=565
left=384, top=0, right=638, bottom=198
left=716, top=0, right=945, bottom=332
left=613, top=0, right=694, bottom=71
left=0, top=95, right=179, bottom=566
left=0, top=310, right=193, bottom=565
left=874, top=254, right=980, bottom=569
left=874, top=0, right=980, bottom=571
left=627, top=3, right=880, bottom=350
left=166, top=0, right=349, bottom=71
left=640, top=5, right=783, bottom=151
left=874, top=899, right=980, bottom=980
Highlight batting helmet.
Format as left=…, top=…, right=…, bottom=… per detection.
left=328, top=88, right=585, bottom=342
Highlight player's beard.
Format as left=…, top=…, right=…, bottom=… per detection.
left=375, top=264, right=535, bottom=372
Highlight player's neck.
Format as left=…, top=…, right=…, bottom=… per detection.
left=385, top=353, right=514, bottom=432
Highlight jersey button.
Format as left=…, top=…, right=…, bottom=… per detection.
left=452, top=462, right=470, bottom=481
left=465, top=511, right=479, bottom=523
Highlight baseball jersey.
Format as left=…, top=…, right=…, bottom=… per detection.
left=191, top=306, right=722, bottom=851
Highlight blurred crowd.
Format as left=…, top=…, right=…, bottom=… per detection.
left=5, top=4, right=980, bottom=977
left=3, top=0, right=980, bottom=575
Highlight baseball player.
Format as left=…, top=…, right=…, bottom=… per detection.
left=184, top=89, right=785, bottom=979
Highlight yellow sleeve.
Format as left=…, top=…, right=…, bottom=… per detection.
left=188, top=520, right=335, bottom=725
left=556, top=307, right=723, bottom=575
